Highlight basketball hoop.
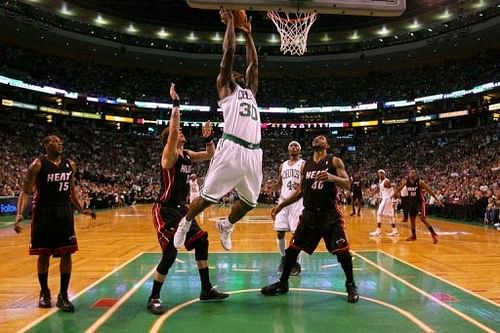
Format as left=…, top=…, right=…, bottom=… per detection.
left=267, top=11, right=318, bottom=56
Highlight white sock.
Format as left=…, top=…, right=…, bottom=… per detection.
left=277, top=238, right=286, bottom=257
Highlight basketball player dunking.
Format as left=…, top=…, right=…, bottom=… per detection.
left=174, top=9, right=262, bottom=251
left=274, top=141, right=304, bottom=276
left=262, top=135, right=359, bottom=303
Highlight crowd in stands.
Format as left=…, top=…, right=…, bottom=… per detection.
left=1, top=41, right=499, bottom=107
left=0, top=116, right=498, bottom=224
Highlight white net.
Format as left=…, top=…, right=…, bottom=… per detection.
left=267, top=11, right=318, bottom=56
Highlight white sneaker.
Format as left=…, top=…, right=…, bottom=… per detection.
left=493, top=223, right=500, bottom=228
left=173, top=217, right=192, bottom=248
left=369, top=230, right=382, bottom=236
left=386, top=230, right=400, bottom=237
left=216, top=219, right=233, bottom=251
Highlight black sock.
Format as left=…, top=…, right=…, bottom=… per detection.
left=338, top=254, right=354, bottom=285
left=60, top=273, right=71, bottom=296
left=151, top=280, right=164, bottom=299
left=38, top=273, right=49, bottom=291
left=198, top=267, right=212, bottom=291
left=281, top=248, right=300, bottom=283
left=411, top=228, right=416, bottom=236
left=428, top=226, right=436, bottom=234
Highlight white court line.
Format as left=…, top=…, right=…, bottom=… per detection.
left=353, top=251, right=497, bottom=333
left=320, top=263, right=340, bottom=268
left=232, top=268, right=260, bottom=272
left=377, top=249, right=500, bottom=308
left=175, top=258, right=185, bottom=264
left=149, top=288, right=435, bottom=333
left=175, top=270, right=187, bottom=273
left=84, top=266, right=157, bottom=333
left=18, top=251, right=146, bottom=333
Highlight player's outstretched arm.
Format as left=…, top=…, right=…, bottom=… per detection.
left=161, top=83, right=181, bottom=170
left=216, top=9, right=235, bottom=100
left=420, top=180, right=444, bottom=207
left=14, top=159, right=41, bottom=233
left=241, top=17, right=258, bottom=97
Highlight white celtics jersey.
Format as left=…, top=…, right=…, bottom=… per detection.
left=189, top=179, right=199, bottom=195
left=379, top=178, right=394, bottom=199
left=279, top=159, right=304, bottom=202
left=218, top=83, right=261, bottom=144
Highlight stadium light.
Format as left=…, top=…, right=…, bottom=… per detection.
left=269, top=34, right=279, bottom=43
left=211, top=32, right=222, bottom=42
left=157, top=28, right=170, bottom=38
left=94, top=14, right=108, bottom=26
left=439, top=9, right=451, bottom=19
left=349, top=31, right=360, bottom=40
left=187, top=32, right=198, bottom=41
left=320, top=34, right=331, bottom=42
left=60, top=2, right=74, bottom=16
left=408, top=19, right=421, bottom=30
left=126, top=23, right=138, bottom=33
left=377, top=25, right=390, bottom=36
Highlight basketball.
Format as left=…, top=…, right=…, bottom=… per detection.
left=233, top=10, right=247, bottom=28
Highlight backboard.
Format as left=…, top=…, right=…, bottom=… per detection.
left=187, top=0, right=406, bottom=17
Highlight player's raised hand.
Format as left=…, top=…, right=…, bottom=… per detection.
left=14, top=214, right=23, bottom=234
left=219, top=9, right=233, bottom=24
left=202, top=120, right=212, bottom=138
left=169, top=83, right=180, bottom=101
left=238, top=15, right=252, bottom=34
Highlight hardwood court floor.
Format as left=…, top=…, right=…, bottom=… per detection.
left=0, top=204, right=498, bottom=332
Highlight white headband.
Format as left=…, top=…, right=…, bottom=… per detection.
left=288, top=141, right=301, bottom=150
left=378, top=169, right=386, bottom=174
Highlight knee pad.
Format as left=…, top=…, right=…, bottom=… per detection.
left=194, top=235, right=209, bottom=261
left=157, top=246, right=178, bottom=275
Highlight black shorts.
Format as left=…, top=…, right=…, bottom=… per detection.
left=407, top=200, right=426, bottom=218
left=290, top=209, right=349, bottom=255
left=152, top=203, right=207, bottom=251
left=352, top=193, right=362, bottom=201
left=30, top=204, right=77, bottom=256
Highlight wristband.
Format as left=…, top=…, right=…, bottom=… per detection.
left=172, top=99, right=180, bottom=107
left=204, top=136, right=213, bottom=144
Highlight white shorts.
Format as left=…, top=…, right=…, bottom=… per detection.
left=200, top=139, right=263, bottom=207
left=189, top=192, right=199, bottom=203
left=377, top=198, right=395, bottom=217
left=274, top=199, right=303, bottom=233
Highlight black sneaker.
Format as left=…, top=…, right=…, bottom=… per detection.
left=346, top=282, right=359, bottom=303
left=199, top=287, right=229, bottom=301
left=261, top=280, right=289, bottom=296
left=56, top=293, right=74, bottom=312
left=277, top=256, right=285, bottom=273
left=290, top=263, right=301, bottom=277
left=39, top=289, right=51, bottom=308
left=147, top=297, right=166, bottom=315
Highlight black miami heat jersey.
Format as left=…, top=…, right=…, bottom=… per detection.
left=157, top=151, right=192, bottom=207
left=303, top=155, right=338, bottom=211
left=35, top=156, right=72, bottom=206
left=406, top=177, right=423, bottom=202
